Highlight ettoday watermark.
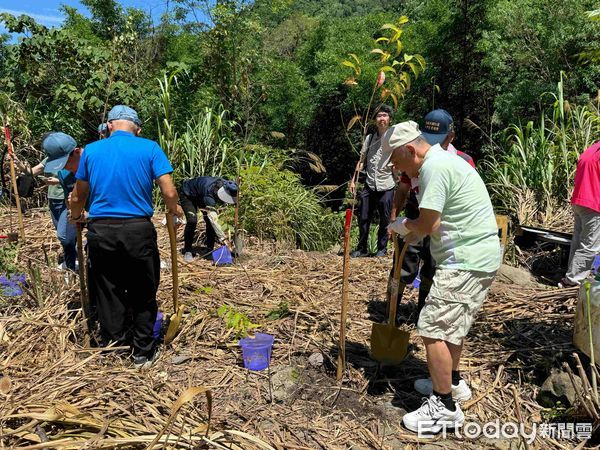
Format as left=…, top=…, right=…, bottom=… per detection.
left=418, top=420, right=593, bottom=442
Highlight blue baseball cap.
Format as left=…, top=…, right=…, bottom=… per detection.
left=107, top=105, right=141, bottom=126
left=97, top=122, right=108, bottom=134
left=422, top=109, right=454, bottom=145
left=42, top=132, right=77, bottom=172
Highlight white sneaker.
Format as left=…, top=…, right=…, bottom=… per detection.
left=414, top=378, right=472, bottom=402
left=402, top=395, right=464, bottom=434
left=183, top=252, right=194, bottom=263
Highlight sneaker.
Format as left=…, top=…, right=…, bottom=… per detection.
left=414, top=378, right=472, bottom=402
left=558, top=277, right=579, bottom=288
left=374, top=249, right=387, bottom=257
left=133, top=349, right=160, bottom=369
left=183, top=252, right=194, bottom=263
left=402, top=395, right=464, bottom=434
left=350, top=250, right=368, bottom=258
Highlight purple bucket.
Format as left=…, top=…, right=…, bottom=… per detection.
left=212, top=245, right=233, bottom=266
left=238, top=333, right=274, bottom=371
left=593, top=255, right=600, bottom=274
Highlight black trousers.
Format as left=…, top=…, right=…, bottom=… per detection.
left=180, top=193, right=217, bottom=252
left=357, top=186, right=394, bottom=253
left=392, top=202, right=437, bottom=314
left=86, top=218, right=159, bottom=357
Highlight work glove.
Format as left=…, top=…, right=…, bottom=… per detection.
left=387, top=216, right=410, bottom=238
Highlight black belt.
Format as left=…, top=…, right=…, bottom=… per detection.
left=90, top=217, right=151, bottom=225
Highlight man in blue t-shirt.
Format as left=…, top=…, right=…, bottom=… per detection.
left=69, top=105, right=183, bottom=368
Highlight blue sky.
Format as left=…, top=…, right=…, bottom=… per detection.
left=0, top=0, right=171, bottom=29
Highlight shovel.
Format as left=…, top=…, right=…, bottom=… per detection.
left=233, top=175, right=243, bottom=257
left=76, top=223, right=91, bottom=340
left=370, top=235, right=411, bottom=364
left=164, top=212, right=184, bottom=344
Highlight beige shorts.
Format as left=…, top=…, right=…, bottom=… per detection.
left=417, top=268, right=497, bottom=345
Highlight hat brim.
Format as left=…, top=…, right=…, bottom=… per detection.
left=44, top=153, right=70, bottom=173
left=422, top=131, right=448, bottom=146
left=217, top=186, right=236, bottom=204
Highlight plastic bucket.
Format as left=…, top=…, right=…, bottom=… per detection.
left=212, top=245, right=233, bottom=266
left=238, top=333, right=274, bottom=371
left=594, top=255, right=600, bottom=274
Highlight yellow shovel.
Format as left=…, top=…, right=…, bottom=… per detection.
left=164, top=212, right=183, bottom=344
left=370, top=235, right=411, bottom=364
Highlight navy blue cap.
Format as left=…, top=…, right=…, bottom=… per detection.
left=217, top=181, right=239, bottom=204
left=422, top=109, right=454, bottom=145
left=107, top=105, right=141, bottom=126
left=42, top=132, right=77, bottom=172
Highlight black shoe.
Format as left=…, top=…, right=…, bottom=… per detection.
left=133, top=348, right=160, bottom=369
left=350, top=250, right=368, bottom=258
left=374, top=249, right=387, bottom=257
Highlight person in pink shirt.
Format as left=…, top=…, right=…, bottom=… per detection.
left=559, top=141, right=600, bottom=287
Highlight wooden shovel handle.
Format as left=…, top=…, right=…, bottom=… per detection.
left=166, top=213, right=179, bottom=312
left=388, top=235, right=411, bottom=327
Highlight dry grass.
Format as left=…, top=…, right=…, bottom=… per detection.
left=0, top=207, right=592, bottom=449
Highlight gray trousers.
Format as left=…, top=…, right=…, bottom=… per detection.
left=565, top=204, right=600, bottom=283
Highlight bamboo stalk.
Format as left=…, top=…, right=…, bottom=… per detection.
left=336, top=208, right=353, bottom=381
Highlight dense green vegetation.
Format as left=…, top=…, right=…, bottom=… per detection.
left=0, top=0, right=599, bottom=249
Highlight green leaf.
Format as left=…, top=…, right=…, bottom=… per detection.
left=380, top=65, right=397, bottom=73
left=341, top=60, right=356, bottom=70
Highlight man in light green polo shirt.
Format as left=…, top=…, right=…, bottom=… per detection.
left=384, top=121, right=500, bottom=435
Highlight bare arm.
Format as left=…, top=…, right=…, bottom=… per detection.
left=405, top=208, right=441, bottom=236
left=390, top=182, right=410, bottom=223
left=156, top=173, right=183, bottom=218
left=69, top=180, right=90, bottom=220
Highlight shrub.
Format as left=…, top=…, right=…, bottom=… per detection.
left=233, top=163, right=340, bottom=251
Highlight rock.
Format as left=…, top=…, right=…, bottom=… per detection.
left=171, top=354, right=192, bottom=365
left=307, top=352, right=324, bottom=367
left=496, top=264, right=537, bottom=287
left=270, top=366, right=299, bottom=402
left=537, top=370, right=583, bottom=407
left=376, top=401, right=405, bottom=423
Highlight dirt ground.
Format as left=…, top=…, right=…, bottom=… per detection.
left=0, top=207, right=593, bottom=449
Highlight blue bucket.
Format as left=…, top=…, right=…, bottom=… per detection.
left=212, top=245, right=233, bottom=266
left=594, top=255, right=600, bottom=274
left=238, top=333, right=274, bottom=371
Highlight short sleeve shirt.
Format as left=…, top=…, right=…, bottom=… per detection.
left=359, top=132, right=395, bottom=191
left=418, top=144, right=501, bottom=272
left=40, top=157, right=65, bottom=200
left=571, top=141, right=600, bottom=213
left=76, top=130, right=173, bottom=218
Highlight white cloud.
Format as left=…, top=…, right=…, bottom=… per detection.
left=0, top=7, right=63, bottom=24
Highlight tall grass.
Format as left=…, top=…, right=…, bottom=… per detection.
left=482, top=75, right=600, bottom=229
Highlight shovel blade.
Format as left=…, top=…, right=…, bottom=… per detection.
left=233, top=233, right=244, bottom=257
left=164, top=305, right=184, bottom=344
left=370, top=323, right=410, bottom=364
